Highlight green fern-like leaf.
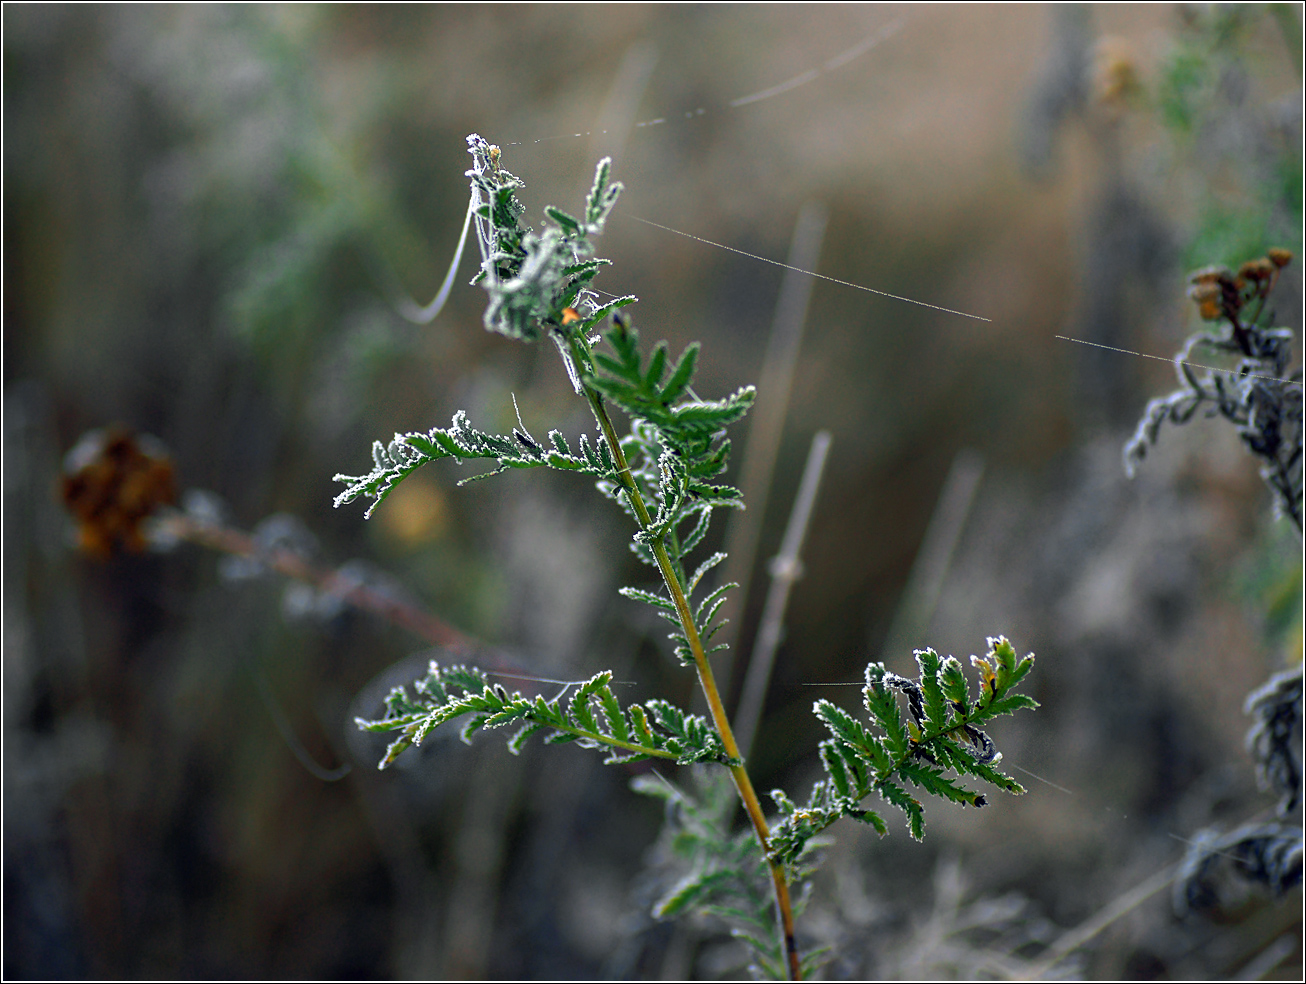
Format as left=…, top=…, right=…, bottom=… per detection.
left=622, top=569, right=741, bottom=668
left=355, top=662, right=732, bottom=768
left=915, top=648, right=951, bottom=730
left=768, top=636, right=1037, bottom=863
left=333, top=410, right=619, bottom=517
left=581, top=315, right=753, bottom=566
left=653, top=868, right=738, bottom=919
left=632, top=769, right=795, bottom=978
left=862, top=665, right=911, bottom=759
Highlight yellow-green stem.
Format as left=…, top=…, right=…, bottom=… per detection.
left=570, top=333, right=801, bottom=980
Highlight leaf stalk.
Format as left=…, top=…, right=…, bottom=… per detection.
left=569, top=331, right=802, bottom=980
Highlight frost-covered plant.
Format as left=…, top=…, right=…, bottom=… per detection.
left=336, top=136, right=1038, bottom=979
left=1125, top=250, right=1303, bottom=532
left=1124, top=251, right=1303, bottom=923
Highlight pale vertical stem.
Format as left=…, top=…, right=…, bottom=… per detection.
left=734, top=429, right=831, bottom=760
left=586, top=41, right=659, bottom=170
left=716, top=203, right=828, bottom=692
left=877, top=449, right=984, bottom=664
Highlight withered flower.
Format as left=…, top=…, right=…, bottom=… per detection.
left=1186, top=281, right=1224, bottom=321
left=60, top=426, right=176, bottom=558
left=1187, top=265, right=1243, bottom=321
left=1238, top=257, right=1276, bottom=284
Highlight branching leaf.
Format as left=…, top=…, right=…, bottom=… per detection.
left=334, top=410, right=620, bottom=517
left=768, top=637, right=1037, bottom=864
left=653, top=868, right=736, bottom=918
left=618, top=585, right=676, bottom=614
left=687, top=551, right=727, bottom=596
left=355, top=662, right=731, bottom=768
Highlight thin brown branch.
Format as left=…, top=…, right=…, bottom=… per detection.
left=154, top=512, right=469, bottom=650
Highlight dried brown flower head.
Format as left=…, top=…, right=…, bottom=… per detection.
left=1182, top=252, right=1296, bottom=323
left=1238, top=257, right=1276, bottom=284
left=1186, top=281, right=1224, bottom=321
left=60, top=426, right=176, bottom=558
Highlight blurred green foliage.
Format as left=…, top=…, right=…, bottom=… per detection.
left=1154, top=5, right=1303, bottom=269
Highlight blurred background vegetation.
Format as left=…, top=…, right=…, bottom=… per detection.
left=4, top=4, right=1301, bottom=978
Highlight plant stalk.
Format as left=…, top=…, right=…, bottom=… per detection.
left=570, top=333, right=801, bottom=980
left=158, top=513, right=467, bottom=648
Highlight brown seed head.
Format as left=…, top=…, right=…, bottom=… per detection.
left=1186, top=281, right=1224, bottom=321
left=1238, top=257, right=1275, bottom=283
left=60, top=426, right=176, bottom=558
left=1267, top=247, right=1293, bottom=269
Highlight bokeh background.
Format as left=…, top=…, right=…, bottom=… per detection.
left=4, top=4, right=1302, bottom=979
